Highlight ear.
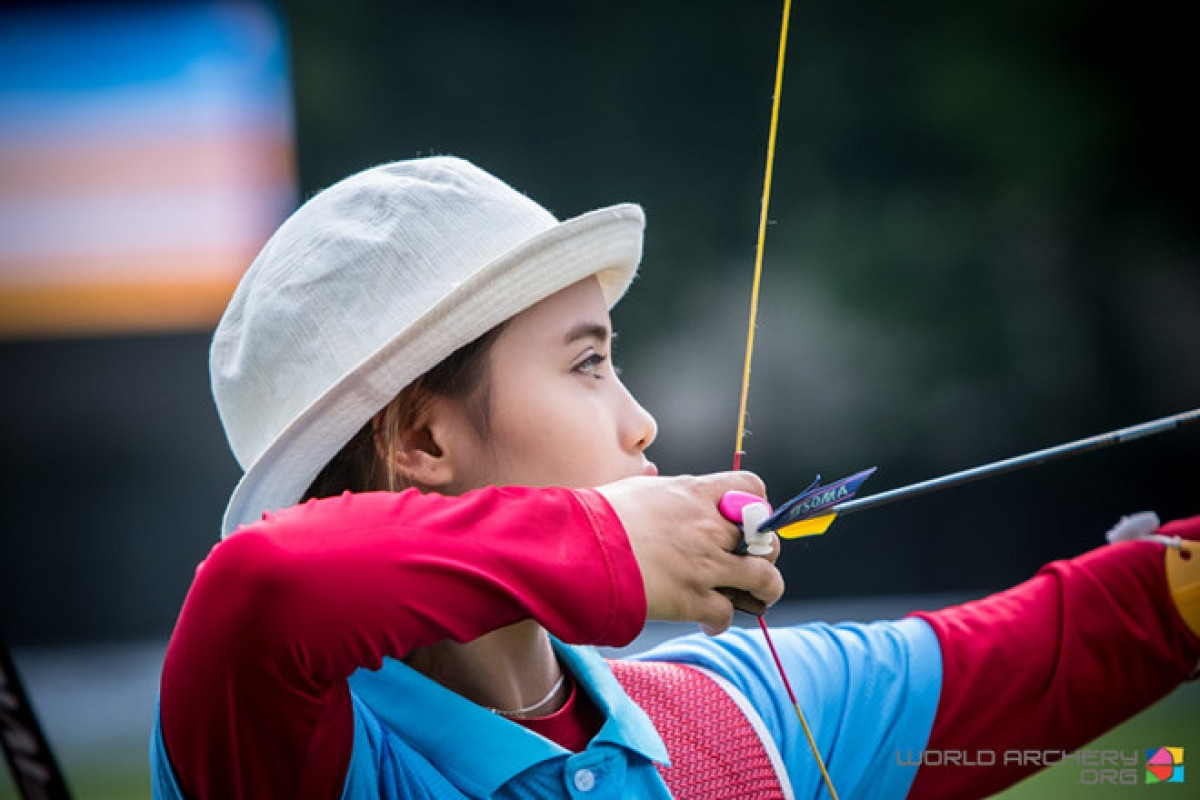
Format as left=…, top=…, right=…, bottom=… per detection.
left=373, top=400, right=467, bottom=492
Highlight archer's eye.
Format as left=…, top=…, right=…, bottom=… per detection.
left=574, top=352, right=608, bottom=377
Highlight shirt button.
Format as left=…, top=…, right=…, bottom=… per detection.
left=573, top=768, right=596, bottom=792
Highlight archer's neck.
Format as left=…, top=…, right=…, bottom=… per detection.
left=404, top=619, right=565, bottom=715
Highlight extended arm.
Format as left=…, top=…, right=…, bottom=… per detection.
left=908, top=516, right=1200, bottom=798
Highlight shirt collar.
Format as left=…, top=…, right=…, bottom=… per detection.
left=348, top=641, right=668, bottom=796
left=560, top=642, right=669, bottom=764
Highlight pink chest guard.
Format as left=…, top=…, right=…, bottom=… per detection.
left=609, top=659, right=791, bottom=799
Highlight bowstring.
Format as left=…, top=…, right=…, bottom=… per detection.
left=732, top=0, right=790, bottom=474
left=733, top=1, right=840, bottom=797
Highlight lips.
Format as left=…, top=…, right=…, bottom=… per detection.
left=642, top=461, right=659, bottom=477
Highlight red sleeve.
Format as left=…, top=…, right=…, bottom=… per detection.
left=907, top=516, right=1200, bottom=799
left=159, top=486, right=644, bottom=800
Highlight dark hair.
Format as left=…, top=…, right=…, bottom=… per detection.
left=303, top=323, right=507, bottom=500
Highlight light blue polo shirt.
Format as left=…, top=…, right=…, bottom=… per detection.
left=638, top=618, right=942, bottom=799
left=151, top=618, right=941, bottom=799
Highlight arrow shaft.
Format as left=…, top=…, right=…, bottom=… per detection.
left=836, top=408, right=1200, bottom=518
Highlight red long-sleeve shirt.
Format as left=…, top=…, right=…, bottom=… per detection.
left=159, top=487, right=645, bottom=800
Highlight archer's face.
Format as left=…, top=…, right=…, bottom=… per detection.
left=438, top=276, right=658, bottom=491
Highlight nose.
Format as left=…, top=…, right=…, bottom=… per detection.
left=619, top=382, right=658, bottom=455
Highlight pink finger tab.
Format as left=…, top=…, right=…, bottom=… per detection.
left=719, top=491, right=771, bottom=524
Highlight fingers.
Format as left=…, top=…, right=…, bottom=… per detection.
left=719, top=548, right=786, bottom=607
left=703, top=551, right=787, bottom=633
left=597, top=470, right=783, bottom=633
left=674, top=472, right=784, bottom=619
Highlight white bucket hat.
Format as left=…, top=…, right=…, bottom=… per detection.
left=211, top=156, right=644, bottom=536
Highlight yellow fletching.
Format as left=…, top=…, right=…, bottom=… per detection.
left=777, top=512, right=838, bottom=539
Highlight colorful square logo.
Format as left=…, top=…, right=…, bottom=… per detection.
left=1145, top=747, right=1184, bottom=784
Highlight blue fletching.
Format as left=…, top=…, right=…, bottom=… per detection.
left=760, top=467, right=877, bottom=532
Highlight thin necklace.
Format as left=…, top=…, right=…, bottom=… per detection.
left=487, top=672, right=567, bottom=718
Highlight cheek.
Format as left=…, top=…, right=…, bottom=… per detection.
left=493, top=396, right=582, bottom=456
left=487, top=389, right=608, bottom=481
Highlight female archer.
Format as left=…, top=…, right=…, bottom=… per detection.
left=152, top=156, right=1200, bottom=799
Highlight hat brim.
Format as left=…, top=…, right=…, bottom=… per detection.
left=221, top=202, right=644, bottom=536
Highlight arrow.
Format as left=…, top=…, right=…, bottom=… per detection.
left=764, top=407, right=1200, bottom=539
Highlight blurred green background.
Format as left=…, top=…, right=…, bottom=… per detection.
left=1, top=0, right=1197, bottom=796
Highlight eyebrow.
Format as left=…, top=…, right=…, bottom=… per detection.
left=562, top=322, right=611, bottom=346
